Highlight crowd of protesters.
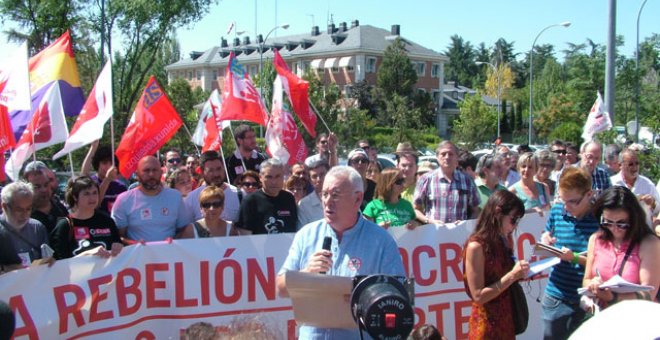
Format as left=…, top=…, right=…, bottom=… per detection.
left=1, top=122, right=660, bottom=339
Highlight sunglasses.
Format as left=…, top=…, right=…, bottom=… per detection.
left=600, top=217, right=630, bottom=230
left=394, top=178, right=405, bottom=185
left=551, top=149, right=567, bottom=155
left=319, top=140, right=328, bottom=145
left=167, top=158, right=181, bottom=164
left=201, top=201, right=223, bottom=209
left=242, top=181, right=259, bottom=188
left=351, top=158, right=369, bottom=165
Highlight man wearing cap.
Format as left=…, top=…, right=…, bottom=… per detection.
left=347, top=148, right=376, bottom=210
left=395, top=142, right=419, bottom=202
left=304, top=133, right=338, bottom=168
left=414, top=141, right=480, bottom=224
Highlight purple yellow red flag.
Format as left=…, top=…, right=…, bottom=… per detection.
left=10, top=30, right=84, bottom=140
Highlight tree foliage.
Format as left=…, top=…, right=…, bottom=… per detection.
left=452, top=93, right=497, bottom=148
left=376, top=37, right=418, bottom=98
left=444, top=35, right=476, bottom=87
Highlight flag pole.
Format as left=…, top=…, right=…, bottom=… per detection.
left=308, top=99, right=331, bottom=133
left=180, top=122, right=201, bottom=156
left=67, top=153, right=75, bottom=178
left=110, top=117, right=116, bottom=167
left=218, top=144, right=232, bottom=185
left=227, top=122, right=247, bottom=171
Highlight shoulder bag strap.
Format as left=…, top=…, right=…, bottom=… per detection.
left=0, top=219, right=41, bottom=252
left=617, top=242, right=636, bottom=276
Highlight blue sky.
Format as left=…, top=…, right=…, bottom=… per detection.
left=1, top=0, right=658, bottom=63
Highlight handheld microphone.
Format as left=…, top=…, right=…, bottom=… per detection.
left=320, top=236, right=332, bottom=274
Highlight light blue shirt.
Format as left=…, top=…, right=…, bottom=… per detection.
left=279, top=214, right=405, bottom=339
left=111, top=187, right=190, bottom=242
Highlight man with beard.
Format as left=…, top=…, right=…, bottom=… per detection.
left=184, top=150, right=241, bottom=223
left=225, top=124, right=267, bottom=185
left=0, top=181, right=53, bottom=269
left=111, top=156, right=191, bottom=243
left=22, top=162, right=68, bottom=234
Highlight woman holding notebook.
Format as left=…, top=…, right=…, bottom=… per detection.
left=583, top=186, right=660, bottom=308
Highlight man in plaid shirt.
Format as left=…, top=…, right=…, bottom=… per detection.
left=579, top=141, right=611, bottom=196
left=413, top=141, right=480, bottom=224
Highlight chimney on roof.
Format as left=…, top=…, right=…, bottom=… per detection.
left=327, top=23, right=335, bottom=34
left=339, top=22, right=347, bottom=32
left=256, top=34, right=263, bottom=44
left=242, top=36, right=250, bottom=45
left=391, top=24, right=400, bottom=36
left=351, top=20, right=360, bottom=28
left=220, top=37, right=228, bottom=48
left=311, top=26, right=320, bottom=36
left=233, top=38, right=240, bottom=47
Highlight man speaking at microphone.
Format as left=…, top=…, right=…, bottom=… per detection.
left=276, top=166, right=405, bottom=339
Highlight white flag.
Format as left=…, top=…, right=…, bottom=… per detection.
left=265, top=76, right=289, bottom=164
left=0, top=42, right=32, bottom=111
left=53, top=61, right=113, bottom=159
left=582, top=91, right=612, bottom=142
left=192, top=89, right=230, bottom=152
left=6, top=83, right=68, bottom=180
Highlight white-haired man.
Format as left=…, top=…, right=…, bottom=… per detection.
left=276, top=166, right=405, bottom=338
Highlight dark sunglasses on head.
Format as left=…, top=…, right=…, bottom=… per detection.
left=242, top=181, right=259, bottom=188
left=351, top=158, right=369, bottom=165
left=201, top=201, right=223, bottom=209
left=167, top=158, right=181, bottom=164
left=600, top=217, right=630, bottom=230
left=394, top=178, right=405, bottom=185
left=551, top=149, right=567, bottom=155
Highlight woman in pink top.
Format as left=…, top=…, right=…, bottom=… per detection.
left=583, top=186, right=660, bottom=308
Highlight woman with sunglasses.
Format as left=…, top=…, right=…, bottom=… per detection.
left=582, top=186, right=660, bottom=309
left=363, top=168, right=415, bottom=228
left=192, top=186, right=237, bottom=238
left=463, top=190, right=528, bottom=339
left=236, top=170, right=261, bottom=197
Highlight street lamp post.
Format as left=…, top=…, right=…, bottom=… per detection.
left=476, top=61, right=501, bottom=138
left=259, top=24, right=290, bottom=81
left=635, top=0, right=649, bottom=143
left=528, top=21, right=571, bottom=145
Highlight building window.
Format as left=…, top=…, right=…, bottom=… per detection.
left=417, top=88, right=427, bottom=95
left=366, top=57, right=377, bottom=73
left=331, top=66, right=339, bottom=73
left=344, top=85, right=353, bottom=97
left=212, top=70, right=218, bottom=79
left=432, top=90, right=441, bottom=104
left=346, top=65, right=355, bottom=72
left=196, top=70, right=202, bottom=80
left=188, top=71, right=193, bottom=80
left=431, top=64, right=440, bottom=78
left=415, top=62, right=426, bottom=76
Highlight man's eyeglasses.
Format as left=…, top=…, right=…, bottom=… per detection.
left=321, top=191, right=355, bottom=202
left=242, top=181, right=259, bottom=188
left=600, top=217, right=630, bottom=230
left=394, top=178, right=405, bottom=185
left=563, top=192, right=587, bottom=207
left=551, top=149, right=567, bottom=155
left=351, top=158, right=369, bottom=165
left=167, top=158, right=181, bottom=164
left=201, top=201, right=223, bottom=209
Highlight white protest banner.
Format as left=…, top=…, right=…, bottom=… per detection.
left=0, top=214, right=548, bottom=339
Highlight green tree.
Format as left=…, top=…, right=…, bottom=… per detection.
left=534, top=93, right=580, bottom=141
left=376, top=37, right=418, bottom=98
left=444, top=34, right=476, bottom=87
left=452, top=93, right=497, bottom=148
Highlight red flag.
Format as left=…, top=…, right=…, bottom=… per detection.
left=218, top=52, right=269, bottom=126
left=272, top=49, right=317, bottom=137
left=265, top=76, right=308, bottom=165
left=116, top=76, right=182, bottom=178
left=0, top=105, right=15, bottom=152
left=192, top=89, right=230, bottom=152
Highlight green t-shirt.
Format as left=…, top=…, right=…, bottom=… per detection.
left=363, top=198, right=415, bottom=227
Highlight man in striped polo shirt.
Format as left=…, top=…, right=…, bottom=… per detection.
left=540, top=166, right=599, bottom=339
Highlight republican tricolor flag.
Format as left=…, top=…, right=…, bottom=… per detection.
left=265, top=75, right=308, bottom=165
left=115, top=76, right=182, bottom=178
left=10, top=31, right=84, bottom=140
left=272, top=49, right=317, bottom=137
left=192, top=89, right=230, bottom=152
left=218, top=52, right=269, bottom=126
left=53, top=60, right=113, bottom=159
left=5, top=83, right=69, bottom=180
